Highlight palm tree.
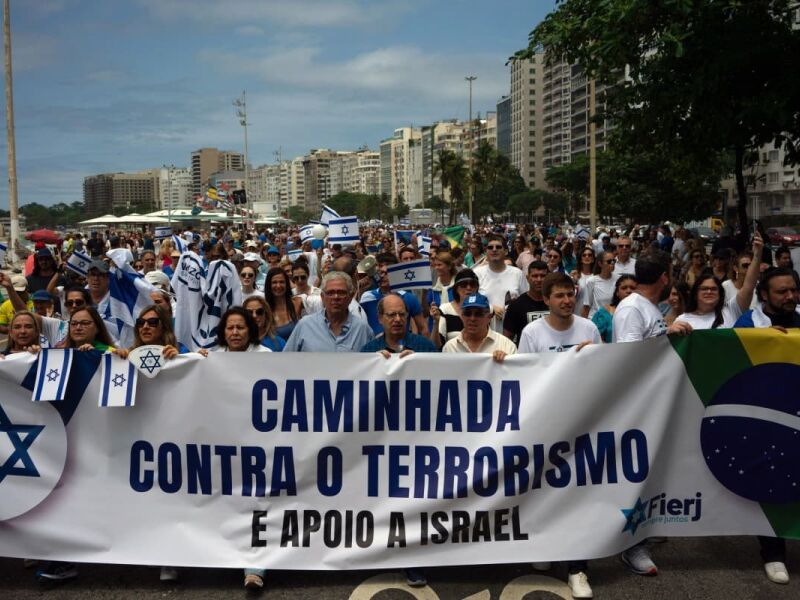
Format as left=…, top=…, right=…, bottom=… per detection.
left=433, top=149, right=468, bottom=225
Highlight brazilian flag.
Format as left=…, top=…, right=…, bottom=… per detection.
left=671, top=328, right=800, bottom=539
left=440, top=225, right=465, bottom=249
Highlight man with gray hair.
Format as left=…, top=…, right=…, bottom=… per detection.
left=284, top=271, right=373, bottom=352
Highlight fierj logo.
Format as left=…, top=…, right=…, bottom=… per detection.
left=620, top=492, right=703, bottom=535
left=699, top=363, right=800, bottom=504
left=0, top=399, right=67, bottom=521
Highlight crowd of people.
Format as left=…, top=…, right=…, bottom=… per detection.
left=1, top=219, right=798, bottom=597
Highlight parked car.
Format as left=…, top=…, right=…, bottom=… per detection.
left=688, top=226, right=719, bottom=244
left=766, top=227, right=800, bottom=246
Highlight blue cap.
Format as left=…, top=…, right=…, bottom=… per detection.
left=462, top=293, right=490, bottom=311
left=311, top=239, right=324, bottom=250
left=267, top=246, right=280, bottom=255
left=31, top=290, right=53, bottom=302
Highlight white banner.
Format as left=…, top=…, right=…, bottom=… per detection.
left=0, top=330, right=799, bottom=570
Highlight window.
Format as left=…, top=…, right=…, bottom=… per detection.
left=769, top=150, right=780, bottom=162
left=768, top=172, right=779, bottom=184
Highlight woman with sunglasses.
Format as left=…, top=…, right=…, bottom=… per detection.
left=243, top=296, right=286, bottom=352
left=114, top=304, right=203, bottom=360
left=571, top=246, right=595, bottom=295
left=580, top=251, right=616, bottom=319
left=264, top=267, right=304, bottom=341
left=591, top=275, right=637, bottom=343
left=239, top=266, right=264, bottom=301
left=676, top=235, right=762, bottom=330
left=430, top=268, right=481, bottom=348
left=546, top=247, right=566, bottom=274
left=681, top=244, right=707, bottom=288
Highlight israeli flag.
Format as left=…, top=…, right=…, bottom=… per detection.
left=98, top=353, right=138, bottom=407
left=419, top=235, right=432, bottom=257
left=287, top=249, right=303, bottom=263
left=320, top=204, right=340, bottom=226
left=103, top=263, right=157, bottom=349
left=394, top=230, right=415, bottom=250
left=154, top=226, right=172, bottom=240
left=299, top=224, right=314, bottom=243
left=171, top=234, right=188, bottom=254
left=0, top=241, right=6, bottom=265
left=66, top=250, right=92, bottom=277
left=327, top=216, right=359, bottom=245
left=387, top=259, right=433, bottom=291
left=32, top=349, right=74, bottom=402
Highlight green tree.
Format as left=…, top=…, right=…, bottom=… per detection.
left=544, top=154, right=593, bottom=217
left=433, top=149, right=468, bottom=225
left=471, top=141, right=528, bottom=220
left=506, top=190, right=540, bottom=222
left=522, top=0, right=800, bottom=238
left=393, top=194, right=410, bottom=219
left=327, top=191, right=364, bottom=217
left=287, top=205, right=314, bottom=224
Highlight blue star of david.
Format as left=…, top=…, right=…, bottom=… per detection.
left=138, top=349, right=162, bottom=375
left=46, top=368, right=60, bottom=382
left=77, top=260, right=86, bottom=269
left=112, top=374, right=126, bottom=388
left=341, top=225, right=350, bottom=235
left=621, top=497, right=648, bottom=535
left=0, top=404, right=44, bottom=484
left=404, top=270, right=416, bottom=281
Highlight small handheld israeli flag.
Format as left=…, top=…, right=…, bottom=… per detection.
left=299, top=224, right=314, bottom=243
left=320, top=204, right=340, bottom=226
left=0, top=242, right=6, bottom=265
left=99, top=353, right=138, bottom=407
left=65, top=250, right=92, bottom=277
left=418, top=235, right=432, bottom=257
left=387, top=259, right=433, bottom=291
left=154, top=226, right=172, bottom=240
left=32, top=349, right=74, bottom=402
left=327, top=216, right=359, bottom=245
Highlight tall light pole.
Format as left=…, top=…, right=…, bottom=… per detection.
left=3, top=0, right=19, bottom=264
left=589, top=78, right=597, bottom=233
left=233, top=91, right=250, bottom=231
left=465, top=75, right=477, bottom=224
left=274, top=146, right=282, bottom=221
left=163, top=164, right=174, bottom=228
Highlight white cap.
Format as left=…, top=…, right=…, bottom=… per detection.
left=144, top=270, right=171, bottom=290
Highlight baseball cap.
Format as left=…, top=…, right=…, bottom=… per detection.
left=454, top=269, right=479, bottom=287
left=11, top=274, right=28, bottom=291
left=462, top=293, right=490, bottom=311
left=88, top=259, right=109, bottom=274
left=267, top=247, right=280, bottom=255
left=36, top=247, right=53, bottom=258
left=31, top=290, right=53, bottom=302
left=245, top=240, right=258, bottom=248
left=243, top=252, right=261, bottom=262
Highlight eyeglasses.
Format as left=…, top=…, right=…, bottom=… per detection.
left=382, top=311, right=407, bottom=320
left=604, top=259, right=617, bottom=264
left=486, top=245, right=504, bottom=251
left=616, top=244, right=631, bottom=248
left=247, top=308, right=266, bottom=317
left=64, top=299, right=86, bottom=308
left=581, top=253, right=594, bottom=258
left=292, top=275, right=308, bottom=281
left=457, top=280, right=478, bottom=287
left=548, top=254, right=561, bottom=259
left=240, top=272, right=255, bottom=279
left=135, top=317, right=161, bottom=328
left=323, top=289, right=349, bottom=297
left=69, top=320, right=94, bottom=328
left=698, top=286, right=719, bottom=294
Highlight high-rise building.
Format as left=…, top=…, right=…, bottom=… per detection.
left=509, top=55, right=545, bottom=190
left=190, top=147, right=245, bottom=196
left=421, top=120, right=467, bottom=204
left=496, top=96, right=512, bottom=157
left=83, top=170, right=160, bottom=215
left=158, top=167, right=193, bottom=210
left=379, top=127, right=423, bottom=208
left=302, top=149, right=337, bottom=215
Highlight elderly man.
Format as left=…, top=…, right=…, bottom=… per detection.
left=613, top=236, right=636, bottom=276
left=442, top=293, right=516, bottom=362
left=361, top=293, right=437, bottom=356
left=284, top=271, right=373, bottom=352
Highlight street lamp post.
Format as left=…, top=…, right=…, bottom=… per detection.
left=465, top=75, right=477, bottom=225
left=233, top=91, right=250, bottom=232
left=3, top=0, right=19, bottom=264
left=163, top=164, right=174, bottom=228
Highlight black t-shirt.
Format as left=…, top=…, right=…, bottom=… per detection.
left=86, top=238, right=104, bottom=257
left=765, top=309, right=800, bottom=329
left=503, top=294, right=549, bottom=343
left=26, top=273, right=66, bottom=294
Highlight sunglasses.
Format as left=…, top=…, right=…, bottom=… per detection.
left=487, top=245, right=504, bottom=250
left=616, top=244, right=631, bottom=248
left=582, top=253, right=594, bottom=258
left=247, top=308, right=266, bottom=316
left=240, top=272, right=255, bottom=279
left=604, top=259, right=617, bottom=264
left=292, top=275, right=308, bottom=282
left=64, top=299, right=86, bottom=308
left=135, top=317, right=161, bottom=328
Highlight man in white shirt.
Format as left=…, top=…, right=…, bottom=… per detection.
left=613, top=237, right=636, bottom=276
left=519, top=272, right=601, bottom=353
left=474, top=234, right=528, bottom=331
left=611, top=250, right=690, bottom=578
left=442, top=293, right=516, bottom=362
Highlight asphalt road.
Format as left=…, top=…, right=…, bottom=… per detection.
left=1, top=537, right=798, bottom=599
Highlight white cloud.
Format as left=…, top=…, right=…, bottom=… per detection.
left=138, top=0, right=400, bottom=28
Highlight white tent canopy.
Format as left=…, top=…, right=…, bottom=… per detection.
left=79, top=214, right=119, bottom=225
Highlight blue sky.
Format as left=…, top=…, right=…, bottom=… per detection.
left=0, top=0, right=555, bottom=208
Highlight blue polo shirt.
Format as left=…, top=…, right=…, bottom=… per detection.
left=359, top=289, right=423, bottom=335
left=361, top=332, right=438, bottom=353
